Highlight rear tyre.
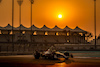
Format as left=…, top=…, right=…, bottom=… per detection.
left=34, top=52, right=40, bottom=59
left=34, top=55, right=40, bottom=59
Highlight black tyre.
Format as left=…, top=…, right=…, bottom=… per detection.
left=34, top=54, right=40, bottom=59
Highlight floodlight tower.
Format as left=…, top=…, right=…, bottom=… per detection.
left=17, top=0, right=23, bottom=34
left=94, top=0, right=96, bottom=49
left=0, top=0, right=2, bottom=52
left=12, top=0, right=14, bottom=51
left=29, top=0, right=34, bottom=43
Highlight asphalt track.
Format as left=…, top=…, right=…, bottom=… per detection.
left=0, top=55, right=100, bottom=67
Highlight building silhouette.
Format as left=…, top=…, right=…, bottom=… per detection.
left=0, top=24, right=97, bottom=52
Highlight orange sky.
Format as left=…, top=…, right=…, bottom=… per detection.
left=0, top=0, right=100, bottom=39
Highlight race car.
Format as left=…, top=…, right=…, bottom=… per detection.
left=34, top=49, right=73, bottom=60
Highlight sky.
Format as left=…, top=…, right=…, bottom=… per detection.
left=0, top=0, right=100, bottom=39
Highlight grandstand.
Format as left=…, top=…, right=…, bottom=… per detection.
left=0, top=24, right=94, bottom=51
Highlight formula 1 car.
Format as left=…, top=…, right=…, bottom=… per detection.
left=34, top=49, right=73, bottom=60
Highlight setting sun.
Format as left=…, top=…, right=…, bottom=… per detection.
left=58, top=14, right=62, bottom=18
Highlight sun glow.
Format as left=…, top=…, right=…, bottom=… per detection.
left=58, top=14, right=62, bottom=18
